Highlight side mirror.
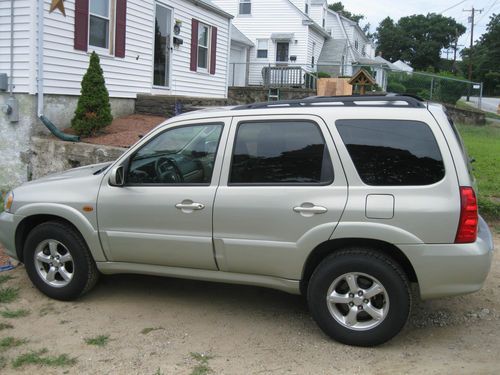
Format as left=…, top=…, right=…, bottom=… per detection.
left=109, top=165, right=125, bottom=187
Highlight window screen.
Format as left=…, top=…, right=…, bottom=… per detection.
left=336, top=119, right=445, bottom=186
left=230, top=121, right=334, bottom=184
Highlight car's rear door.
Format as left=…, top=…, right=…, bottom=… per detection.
left=212, top=114, right=348, bottom=279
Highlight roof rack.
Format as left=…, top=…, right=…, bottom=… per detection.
left=231, top=94, right=426, bottom=110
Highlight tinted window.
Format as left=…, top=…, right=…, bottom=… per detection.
left=336, top=120, right=445, bottom=186
left=127, top=124, right=223, bottom=184
left=230, top=121, right=333, bottom=184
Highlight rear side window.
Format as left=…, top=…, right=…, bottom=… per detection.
left=336, top=119, right=445, bottom=186
left=230, top=121, right=334, bottom=184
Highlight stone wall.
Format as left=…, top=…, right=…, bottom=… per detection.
left=0, top=93, right=37, bottom=191
left=227, top=87, right=316, bottom=104
left=136, top=95, right=228, bottom=116
left=29, top=137, right=125, bottom=180
left=444, top=104, right=486, bottom=126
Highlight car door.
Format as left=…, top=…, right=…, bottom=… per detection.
left=97, top=118, right=230, bottom=270
left=213, top=115, right=348, bottom=280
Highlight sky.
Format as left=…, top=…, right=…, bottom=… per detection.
left=336, top=0, right=499, bottom=58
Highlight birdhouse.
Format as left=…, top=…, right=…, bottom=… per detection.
left=348, top=69, right=376, bottom=95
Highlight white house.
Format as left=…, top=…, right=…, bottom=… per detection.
left=0, top=0, right=233, bottom=189
left=393, top=60, right=414, bottom=72
left=212, top=0, right=330, bottom=86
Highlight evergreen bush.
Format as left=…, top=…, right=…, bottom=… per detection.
left=71, top=52, right=113, bottom=136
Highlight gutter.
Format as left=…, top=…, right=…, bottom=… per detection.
left=36, top=0, right=79, bottom=142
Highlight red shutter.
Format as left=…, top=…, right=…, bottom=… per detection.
left=190, top=19, right=199, bottom=72
left=74, top=0, right=89, bottom=51
left=115, top=0, right=127, bottom=57
left=210, top=27, right=217, bottom=75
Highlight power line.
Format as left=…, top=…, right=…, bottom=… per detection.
left=440, top=0, right=468, bottom=14
left=475, top=0, right=498, bottom=24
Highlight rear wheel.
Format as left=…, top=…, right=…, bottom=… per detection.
left=23, top=221, right=99, bottom=301
left=307, top=248, right=411, bottom=346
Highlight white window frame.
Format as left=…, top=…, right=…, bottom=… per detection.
left=152, top=2, right=174, bottom=90
left=88, top=0, right=114, bottom=54
left=197, top=23, right=211, bottom=73
left=256, top=39, right=268, bottom=59
left=239, top=0, right=251, bottom=15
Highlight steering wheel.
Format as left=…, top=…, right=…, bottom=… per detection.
left=154, top=156, right=184, bottom=183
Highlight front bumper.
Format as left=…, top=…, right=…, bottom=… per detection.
left=401, top=216, right=494, bottom=299
left=0, top=212, right=20, bottom=260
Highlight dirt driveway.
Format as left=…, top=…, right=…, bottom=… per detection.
left=0, top=231, right=499, bottom=375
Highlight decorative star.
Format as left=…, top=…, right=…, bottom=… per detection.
left=49, top=0, right=66, bottom=16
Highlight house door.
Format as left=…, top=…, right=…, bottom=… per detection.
left=153, top=3, right=172, bottom=87
left=276, top=42, right=289, bottom=63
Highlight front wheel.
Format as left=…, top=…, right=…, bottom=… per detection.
left=23, top=221, right=99, bottom=301
left=307, top=248, right=411, bottom=346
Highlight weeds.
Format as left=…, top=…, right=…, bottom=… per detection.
left=190, top=352, right=214, bottom=375
left=0, top=356, right=6, bottom=369
left=0, top=309, right=30, bottom=319
left=0, top=287, right=19, bottom=303
left=0, top=337, right=28, bottom=352
left=12, top=348, right=77, bottom=368
left=141, top=327, right=164, bottom=335
left=84, top=334, right=110, bottom=347
left=0, top=322, right=14, bottom=330
left=0, top=275, right=14, bottom=285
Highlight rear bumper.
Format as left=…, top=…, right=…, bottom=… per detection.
left=0, top=212, right=20, bottom=260
left=401, top=216, right=494, bottom=299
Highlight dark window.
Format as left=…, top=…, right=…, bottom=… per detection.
left=127, top=124, right=223, bottom=185
left=239, top=0, right=251, bottom=15
left=230, top=121, right=334, bottom=184
left=336, top=119, right=445, bottom=186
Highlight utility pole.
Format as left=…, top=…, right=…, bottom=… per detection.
left=463, top=7, right=483, bottom=100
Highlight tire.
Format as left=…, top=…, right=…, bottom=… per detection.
left=23, top=221, right=99, bottom=301
left=307, top=248, right=411, bottom=347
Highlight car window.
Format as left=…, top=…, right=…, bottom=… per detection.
left=335, top=119, right=445, bottom=186
left=230, top=121, right=334, bottom=184
left=127, top=123, right=223, bottom=185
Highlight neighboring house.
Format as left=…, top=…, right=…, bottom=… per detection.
left=0, top=0, right=232, bottom=189
left=393, top=60, right=414, bottom=72
left=212, top=0, right=330, bottom=86
left=229, top=25, right=254, bottom=86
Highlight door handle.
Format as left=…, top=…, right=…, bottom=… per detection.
left=293, top=205, right=328, bottom=215
left=175, top=202, right=205, bottom=210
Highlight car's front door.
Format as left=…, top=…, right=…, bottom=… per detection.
left=97, top=118, right=229, bottom=270
left=213, top=115, right=348, bottom=280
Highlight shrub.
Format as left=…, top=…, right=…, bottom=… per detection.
left=315, top=71, right=331, bottom=78
left=71, top=52, right=113, bottom=136
left=387, top=81, right=406, bottom=93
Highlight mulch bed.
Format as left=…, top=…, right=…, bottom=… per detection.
left=63, top=114, right=167, bottom=148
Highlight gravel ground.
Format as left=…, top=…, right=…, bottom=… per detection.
left=0, top=231, right=498, bottom=374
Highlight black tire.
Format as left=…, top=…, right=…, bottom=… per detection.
left=23, top=221, right=99, bottom=301
left=307, top=248, right=411, bottom=347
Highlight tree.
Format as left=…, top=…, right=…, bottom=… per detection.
left=375, top=13, right=466, bottom=70
left=71, top=52, right=113, bottom=136
left=328, top=2, right=364, bottom=23
left=461, top=14, right=500, bottom=95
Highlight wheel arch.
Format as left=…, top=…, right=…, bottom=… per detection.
left=300, top=238, right=418, bottom=295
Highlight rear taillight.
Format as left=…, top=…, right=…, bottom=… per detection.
left=455, top=187, right=478, bottom=243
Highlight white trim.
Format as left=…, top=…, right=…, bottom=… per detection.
left=197, top=22, right=211, bottom=73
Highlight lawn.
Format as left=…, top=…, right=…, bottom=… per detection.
left=457, top=122, right=500, bottom=220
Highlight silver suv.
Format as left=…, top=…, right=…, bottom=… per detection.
left=0, top=95, right=493, bottom=346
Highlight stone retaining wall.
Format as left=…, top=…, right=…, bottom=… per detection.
left=227, top=86, right=316, bottom=104
left=444, top=104, right=486, bottom=126
left=29, top=137, right=125, bottom=180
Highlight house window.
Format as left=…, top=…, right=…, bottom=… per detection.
left=89, top=0, right=111, bottom=49
left=197, top=23, right=210, bottom=70
left=257, top=39, right=268, bottom=58
left=239, top=0, right=251, bottom=15
left=305, top=2, right=309, bottom=14
left=354, top=40, right=359, bottom=50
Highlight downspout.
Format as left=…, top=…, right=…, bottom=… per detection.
left=37, top=0, right=79, bottom=142
left=9, top=0, right=14, bottom=96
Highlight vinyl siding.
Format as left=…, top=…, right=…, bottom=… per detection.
left=214, top=0, right=313, bottom=85
left=307, top=27, right=324, bottom=71
left=2, top=0, right=230, bottom=98
left=0, top=0, right=35, bottom=94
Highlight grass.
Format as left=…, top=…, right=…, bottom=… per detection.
left=190, top=352, right=214, bottom=375
left=84, top=334, right=110, bottom=347
left=0, top=322, right=14, bottom=330
left=0, top=275, right=14, bottom=285
left=0, top=308, right=30, bottom=319
left=0, top=287, right=19, bottom=303
left=12, top=348, right=77, bottom=369
left=0, top=337, right=28, bottom=352
left=0, top=356, right=6, bottom=370
left=457, top=122, right=500, bottom=220
left=141, top=327, right=164, bottom=335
